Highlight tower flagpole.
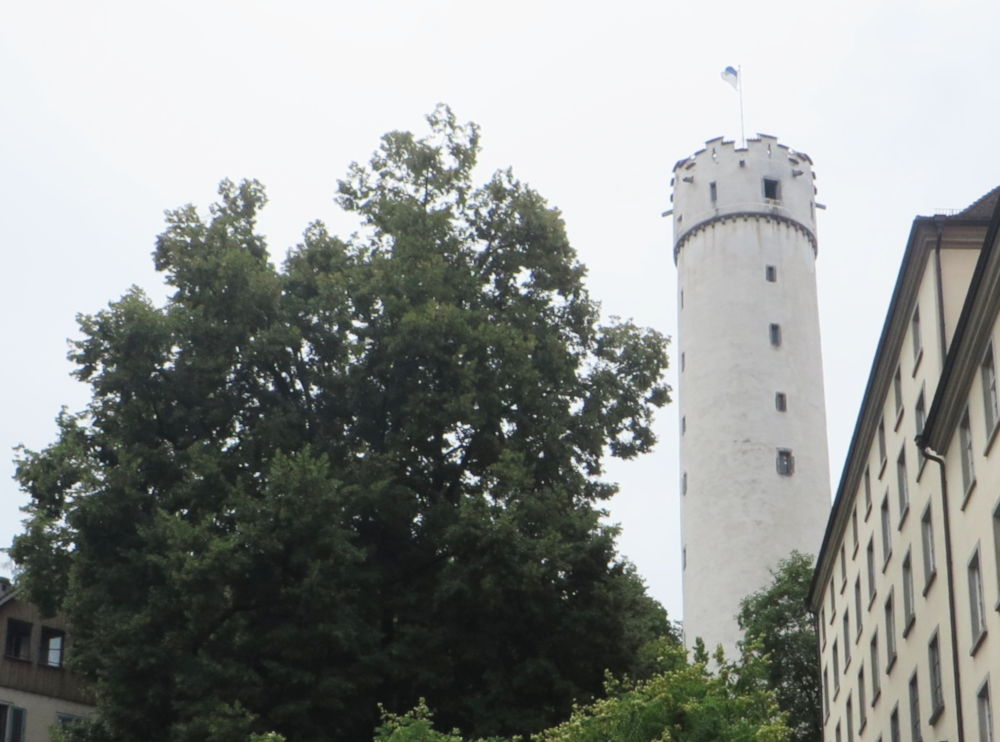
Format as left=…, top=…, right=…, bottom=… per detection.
left=737, top=65, right=746, bottom=148
left=721, top=66, right=745, bottom=146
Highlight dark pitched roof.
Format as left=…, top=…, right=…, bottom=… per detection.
left=951, top=186, right=1000, bottom=219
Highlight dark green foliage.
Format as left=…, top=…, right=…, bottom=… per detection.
left=736, top=552, right=821, bottom=742
left=12, top=107, right=671, bottom=742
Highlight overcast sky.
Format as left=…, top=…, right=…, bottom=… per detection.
left=3, top=0, right=1000, bottom=622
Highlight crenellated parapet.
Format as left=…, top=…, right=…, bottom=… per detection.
left=670, top=135, right=819, bottom=262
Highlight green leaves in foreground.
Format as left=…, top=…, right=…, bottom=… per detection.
left=374, top=641, right=790, bottom=742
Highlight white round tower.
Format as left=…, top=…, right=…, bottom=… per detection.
left=672, top=135, right=831, bottom=657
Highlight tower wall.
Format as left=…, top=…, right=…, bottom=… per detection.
left=673, top=135, right=831, bottom=657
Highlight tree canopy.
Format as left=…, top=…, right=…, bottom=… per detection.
left=372, top=640, right=790, bottom=742
left=12, top=106, right=671, bottom=742
left=736, top=552, right=821, bottom=742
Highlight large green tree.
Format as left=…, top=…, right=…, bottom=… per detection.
left=736, top=552, right=821, bottom=742
left=12, top=106, right=671, bottom=742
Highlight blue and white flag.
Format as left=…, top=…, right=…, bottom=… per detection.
left=721, top=66, right=739, bottom=90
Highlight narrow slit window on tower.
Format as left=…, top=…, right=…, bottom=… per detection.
left=709, top=181, right=717, bottom=203
left=765, top=264, right=777, bottom=282
left=769, top=323, right=782, bottom=347
left=775, top=392, right=787, bottom=412
left=776, top=449, right=794, bottom=476
left=763, top=177, right=781, bottom=201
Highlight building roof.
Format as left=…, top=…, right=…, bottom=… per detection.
left=920, top=190, right=1000, bottom=449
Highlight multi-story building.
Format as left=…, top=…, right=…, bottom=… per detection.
left=0, top=579, right=93, bottom=742
left=809, top=187, right=1000, bottom=742
left=670, top=135, right=832, bottom=656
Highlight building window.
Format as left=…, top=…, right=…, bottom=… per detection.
left=994, top=504, right=1000, bottom=598
left=0, top=704, right=26, bottom=742
left=878, top=420, right=887, bottom=472
left=885, top=591, right=897, bottom=668
left=912, top=307, right=922, bottom=365
left=763, top=177, right=781, bottom=201
left=897, top=449, right=909, bottom=521
left=682, top=546, right=686, bottom=570
left=863, top=467, right=872, bottom=515
left=765, top=264, right=777, bottom=282
left=681, top=352, right=685, bottom=371
left=709, top=181, right=718, bottom=203
left=978, top=680, right=994, bottom=742
left=820, top=607, right=826, bottom=646
left=870, top=632, right=881, bottom=700
left=852, top=509, right=859, bottom=554
left=902, top=551, right=915, bottom=633
left=922, top=505, right=937, bottom=589
left=854, top=577, right=863, bottom=635
left=847, top=694, right=855, bottom=742
left=915, top=390, right=927, bottom=461
left=984, top=344, right=999, bottom=434
left=823, top=665, right=830, bottom=719
left=867, top=538, right=876, bottom=601
left=961, top=410, right=976, bottom=496
left=777, top=449, right=794, bottom=476
left=862, top=466, right=872, bottom=521
left=840, top=544, right=847, bottom=587
left=830, top=580, right=837, bottom=619
left=858, top=667, right=867, bottom=728
left=843, top=611, right=851, bottom=666
left=881, top=495, right=892, bottom=566
left=681, top=416, right=686, bottom=434
left=4, top=619, right=31, bottom=661
left=890, top=705, right=901, bottom=742
left=833, top=638, right=840, bottom=691
left=969, top=549, right=987, bottom=648
left=928, top=632, right=944, bottom=721
left=769, top=323, right=782, bottom=347
left=836, top=722, right=842, bottom=742
left=893, top=366, right=903, bottom=423
left=39, top=627, right=65, bottom=668
left=775, top=392, right=787, bottom=411
left=909, top=672, right=923, bottom=742
left=682, top=472, right=687, bottom=495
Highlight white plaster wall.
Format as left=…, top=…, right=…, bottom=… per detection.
left=0, top=685, right=93, bottom=742
left=674, top=137, right=831, bottom=658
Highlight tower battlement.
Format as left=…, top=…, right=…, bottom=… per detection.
left=670, top=135, right=818, bottom=260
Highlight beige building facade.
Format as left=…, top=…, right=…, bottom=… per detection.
left=809, top=187, right=1000, bottom=742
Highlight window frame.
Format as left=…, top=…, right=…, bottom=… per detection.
left=39, top=626, right=65, bottom=669
left=776, top=448, right=794, bottom=476
left=897, top=449, right=910, bottom=525
left=983, top=342, right=999, bottom=438
left=961, top=409, right=977, bottom=502
left=969, top=548, right=988, bottom=651
left=902, top=550, right=915, bottom=635
left=921, top=504, right=937, bottom=592
left=884, top=590, right=897, bottom=671
left=4, top=619, right=31, bottom=662
left=928, top=631, right=944, bottom=723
